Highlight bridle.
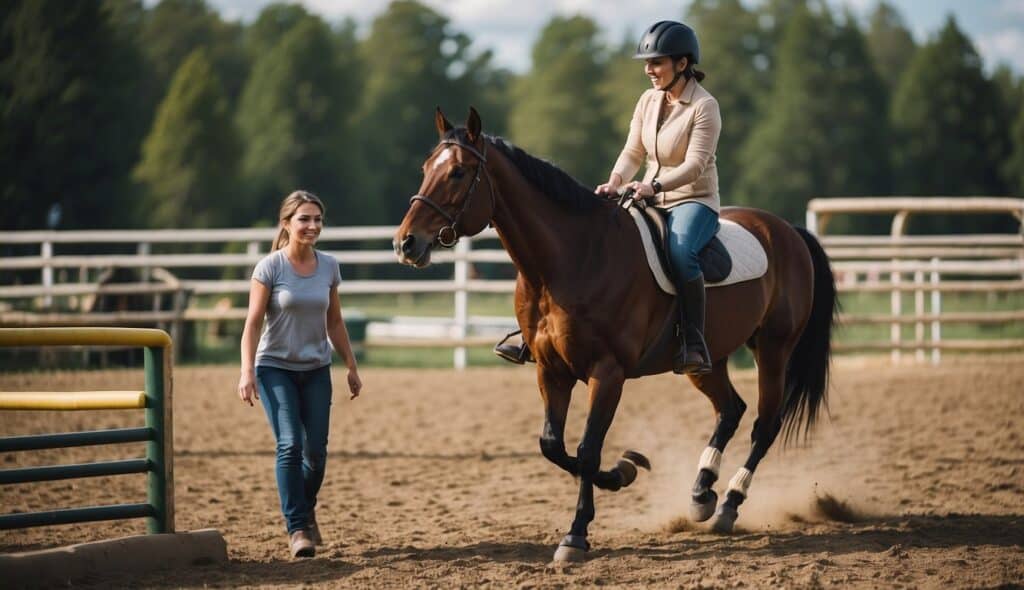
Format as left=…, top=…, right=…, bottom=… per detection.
left=409, top=137, right=495, bottom=248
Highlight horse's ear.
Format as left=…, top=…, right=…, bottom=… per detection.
left=466, top=106, right=482, bottom=142
left=435, top=107, right=453, bottom=138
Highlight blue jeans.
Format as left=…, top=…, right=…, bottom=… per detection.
left=256, top=365, right=333, bottom=534
left=666, top=202, right=720, bottom=282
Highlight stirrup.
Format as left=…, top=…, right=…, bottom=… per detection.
left=676, top=339, right=712, bottom=375
left=672, top=335, right=712, bottom=375
left=493, top=330, right=532, bottom=364
left=680, top=351, right=713, bottom=375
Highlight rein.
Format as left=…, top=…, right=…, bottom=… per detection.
left=409, top=138, right=495, bottom=248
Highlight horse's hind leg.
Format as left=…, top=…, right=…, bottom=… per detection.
left=688, top=358, right=746, bottom=521
left=711, top=348, right=786, bottom=533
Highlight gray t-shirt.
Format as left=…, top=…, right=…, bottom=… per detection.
left=252, top=249, right=341, bottom=371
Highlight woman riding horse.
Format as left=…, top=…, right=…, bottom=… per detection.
left=395, top=82, right=838, bottom=565
left=496, top=21, right=720, bottom=375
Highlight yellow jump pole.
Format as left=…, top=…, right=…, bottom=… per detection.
left=0, top=391, right=147, bottom=411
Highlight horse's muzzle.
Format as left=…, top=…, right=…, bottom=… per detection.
left=394, top=234, right=432, bottom=268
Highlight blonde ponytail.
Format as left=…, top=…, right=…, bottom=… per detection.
left=272, top=227, right=290, bottom=251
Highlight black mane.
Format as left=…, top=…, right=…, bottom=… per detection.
left=443, top=128, right=608, bottom=212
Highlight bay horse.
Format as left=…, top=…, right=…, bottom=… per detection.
left=394, top=108, right=837, bottom=562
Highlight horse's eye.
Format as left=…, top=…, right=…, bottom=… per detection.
left=450, top=167, right=465, bottom=180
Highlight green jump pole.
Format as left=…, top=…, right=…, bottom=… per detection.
left=144, top=345, right=174, bottom=534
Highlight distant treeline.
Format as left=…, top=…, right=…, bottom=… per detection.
left=2, top=0, right=1022, bottom=234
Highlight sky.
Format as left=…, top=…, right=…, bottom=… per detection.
left=204, top=0, right=1024, bottom=75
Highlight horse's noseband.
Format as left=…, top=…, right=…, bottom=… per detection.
left=409, top=138, right=495, bottom=248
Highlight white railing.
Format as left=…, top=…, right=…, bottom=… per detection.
left=3, top=197, right=1023, bottom=367
left=0, top=227, right=514, bottom=369
left=807, top=197, right=1024, bottom=364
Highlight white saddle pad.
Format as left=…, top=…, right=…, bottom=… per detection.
left=628, top=206, right=768, bottom=294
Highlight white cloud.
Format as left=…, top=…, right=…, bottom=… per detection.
left=997, top=0, right=1024, bottom=17
left=976, top=28, right=1024, bottom=72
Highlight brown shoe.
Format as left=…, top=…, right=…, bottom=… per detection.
left=308, top=510, right=323, bottom=546
left=289, top=529, right=315, bottom=558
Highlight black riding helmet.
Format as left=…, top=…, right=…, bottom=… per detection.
left=633, top=20, right=700, bottom=63
left=634, top=21, right=700, bottom=91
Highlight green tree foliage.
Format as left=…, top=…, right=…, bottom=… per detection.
left=992, top=65, right=1023, bottom=117
left=508, top=15, right=618, bottom=187
left=685, top=0, right=766, bottom=196
left=865, top=1, right=917, bottom=92
left=244, top=2, right=316, bottom=57
left=235, top=16, right=362, bottom=224
left=134, top=49, right=240, bottom=228
left=355, top=0, right=501, bottom=224
left=992, top=67, right=1023, bottom=196
left=735, top=6, right=889, bottom=222
left=756, top=0, right=815, bottom=69
left=600, top=33, right=648, bottom=140
left=891, top=16, right=1009, bottom=197
left=0, top=0, right=147, bottom=229
left=1004, top=101, right=1024, bottom=195
left=140, top=0, right=248, bottom=104
left=4, top=1, right=1022, bottom=233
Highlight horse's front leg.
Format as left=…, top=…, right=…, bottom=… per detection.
left=537, top=365, right=579, bottom=475
left=553, top=362, right=626, bottom=563
left=538, top=365, right=650, bottom=483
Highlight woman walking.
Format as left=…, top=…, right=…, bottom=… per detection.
left=238, top=190, right=363, bottom=558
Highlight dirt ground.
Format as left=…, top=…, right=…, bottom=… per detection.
left=1, top=356, right=1022, bottom=588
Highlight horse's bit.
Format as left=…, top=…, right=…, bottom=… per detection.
left=409, top=138, right=495, bottom=248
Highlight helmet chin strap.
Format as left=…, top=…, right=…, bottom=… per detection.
left=659, top=65, right=691, bottom=92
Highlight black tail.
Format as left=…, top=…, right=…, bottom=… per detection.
left=781, top=227, right=839, bottom=442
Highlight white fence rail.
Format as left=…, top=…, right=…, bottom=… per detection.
left=3, top=197, right=1023, bottom=366
left=0, top=227, right=514, bottom=368
left=807, top=197, right=1024, bottom=363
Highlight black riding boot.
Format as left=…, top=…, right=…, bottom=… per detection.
left=494, top=329, right=533, bottom=364
left=673, top=273, right=713, bottom=375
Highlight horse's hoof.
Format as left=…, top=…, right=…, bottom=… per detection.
left=552, top=544, right=587, bottom=563
left=623, top=450, right=651, bottom=471
left=552, top=535, right=589, bottom=563
left=690, top=489, right=718, bottom=522
left=710, top=503, right=738, bottom=534
left=616, top=457, right=638, bottom=487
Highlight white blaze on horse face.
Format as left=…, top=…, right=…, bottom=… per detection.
left=433, top=148, right=452, bottom=170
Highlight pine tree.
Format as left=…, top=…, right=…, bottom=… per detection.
left=134, top=49, right=240, bottom=228
left=355, top=0, right=500, bottom=224
left=140, top=0, right=248, bottom=104
left=1004, top=102, right=1024, bottom=196
left=891, top=16, right=1009, bottom=197
left=865, top=1, right=917, bottom=92
left=244, top=2, right=316, bottom=58
left=235, top=16, right=362, bottom=224
left=685, top=0, right=766, bottom=196
left=508, top=15, right=618, bottom=186
left=992, top=65, right=1023, bottom=194
left=600, top=32, right=648, bottom=140
left=0, top=0, right=147, bottom=229
left=735, top=5, right=888, bottom=222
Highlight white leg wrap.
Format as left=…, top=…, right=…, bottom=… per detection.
left=727, top=468, right=754, bottom=498
left=697, top=447, right=723, bottom=476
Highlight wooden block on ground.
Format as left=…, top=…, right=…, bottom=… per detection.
left=0, top=528, right=227, bottom=587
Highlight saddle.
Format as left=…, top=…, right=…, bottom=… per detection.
left=626, top=203, right=768, bottom=294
